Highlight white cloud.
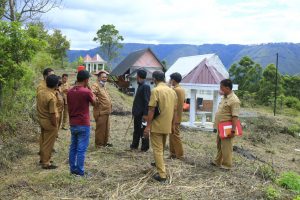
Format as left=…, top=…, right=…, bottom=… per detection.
left=42, top=0, right=300, bottom=49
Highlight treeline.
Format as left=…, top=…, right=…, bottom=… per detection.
left=230, top=56, right=300, bottom=111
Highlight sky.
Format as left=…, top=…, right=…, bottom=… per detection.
left=42, top=0, right=300, bottom=50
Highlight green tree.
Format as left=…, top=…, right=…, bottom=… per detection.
left=282, top=75, right=300, bottom=99
left=0, top=21, right=45, bottom=107
left=229, top=56, right=263, bottom=93
left=258, top=64, right=283, bottom=104
left=48, top=29, right=70, bottom=68
left=161, top=60, right=167, bottom=72
left=93, top=24, right=124, bottom=70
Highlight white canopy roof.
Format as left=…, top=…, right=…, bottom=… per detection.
left=165, top=54, right=229, bottom=81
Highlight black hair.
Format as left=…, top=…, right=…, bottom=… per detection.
left=152, top=71, right=165, bottom=82
left=137, top=69, right=147, bottom=79
left=62, top=74, right=68, bottom=78
left=220, top=79, right=233, bottom=90
left=170, top=72, right=182, bottom=83
left=77, top=70, right=91, bottom=82
left=46, top=74, right=59, bottom=88
left=43, top=68, right=54, bottom=77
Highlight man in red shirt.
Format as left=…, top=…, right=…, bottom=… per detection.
left=67, top=70, right=96, bottom=176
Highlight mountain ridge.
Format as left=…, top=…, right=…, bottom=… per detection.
left=67, top=43, right=300, bottom=75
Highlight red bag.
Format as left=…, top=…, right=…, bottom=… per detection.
left=218, top=120, right=243, bottom=139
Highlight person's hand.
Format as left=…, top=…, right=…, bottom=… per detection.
left=171, top=124, right=176, bottom=134
left=228, top=130, right=236, bottom=138
left=142, top=115, right=148, bottom=121
left=143, top=127, right=150, bottom=139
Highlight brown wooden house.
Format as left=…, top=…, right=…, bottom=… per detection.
left=111, top=48, right=164, bottom=94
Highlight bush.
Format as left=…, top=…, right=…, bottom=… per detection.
left=294, top=196, right=300, bottom=200
left=264, top=186, right=280, bottom=200
left=285, top=96, right=300, bottom=110
left=257, top=164, right=277, bottom=181
left=277, top=171, right=300, bottom=193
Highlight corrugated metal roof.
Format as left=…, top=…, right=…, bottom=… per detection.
left=166, top=54, right=229, bottom=85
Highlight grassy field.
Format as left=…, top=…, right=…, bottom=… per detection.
left=0, top=74, right=299, bottom=200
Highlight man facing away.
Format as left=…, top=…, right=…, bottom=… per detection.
left=130, top=69, right=150, bottom=152
left=61, top=74, right=71, bottom=130
left=37, top=68, right=54, bottom=93
left=91, top=70, right=113, bottom=148
left=37, top=74, right=59, bottom=169
left=144, top=71, right=177, bottom=182
left=212, top=79, right=241, bottom=170
left=169, top=72, right=185, bottom=160
left=67, top=70, right=96, bottom=176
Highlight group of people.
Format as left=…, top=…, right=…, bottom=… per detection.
left=36, top=66, right=240, bottom=182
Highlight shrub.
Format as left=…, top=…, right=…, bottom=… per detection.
left=264, top=186, right=280, bottom=200
left=285, top=96, right=300, bottom=110
left=257, top=164, right=277, bottom=181
left=277, top=171, right=300, bottom=193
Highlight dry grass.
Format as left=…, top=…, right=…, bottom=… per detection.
left=0, top=78, right=299, bottom=200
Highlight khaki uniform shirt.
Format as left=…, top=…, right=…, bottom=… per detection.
left=37, top=88, right=58, bottom=120
left=173, top=84, right=185, bottom=123
left=55, top=88, right=64, bottom=113
left=61, top=82, right=70, bottom=104
left=91, top=82, right=112, bottom=116
left=149, top=82, right=177, bottom=134
left=214, top=92, right=241, bottom=128
left=37, top=80, right=46, bottom=93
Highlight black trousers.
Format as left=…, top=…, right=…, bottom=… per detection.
left=130, top=115, right=149, bottom=151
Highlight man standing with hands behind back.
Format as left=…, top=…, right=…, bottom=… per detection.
left=130, top=69, right=150, bottom=152
left=212, top=79, right=240, bottom=170
left=91, top=70, right=113, bottom=148
left=143, top=71, right=177, bottom=182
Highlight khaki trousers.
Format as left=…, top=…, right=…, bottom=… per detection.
left=39, top=119, right=58, bottom=166
left=95, top=114, right=110, bottom=147
left=151, top=132, right=167, bottom=178
left=57, top=111, right=63, bottom=132
left=62, top=104, right=69, bottom=129
left=169, top=123, right=184, bottom=159
left=214, top=135, right=233, bottom=168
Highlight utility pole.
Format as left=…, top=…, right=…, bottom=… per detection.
left=274, top=53, right=279, bottom=116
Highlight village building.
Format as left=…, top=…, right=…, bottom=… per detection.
left=83, top=54, right=107, bottom=73
left=166, top=54, right=238, bottom=130
left=111, top=48, right=164, bottom=94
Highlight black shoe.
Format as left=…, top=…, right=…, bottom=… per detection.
left=106, top=143, right=113, bottom=147
left=42, top=165, right=58, bottom=170
left=151, top=162, right=156, bottom=167
left=39, top=160, right=53, bottom=165
left=152, top=173, right=166, bottom=183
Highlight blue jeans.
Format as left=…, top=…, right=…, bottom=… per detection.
left=69, top=125, right=90, bottom=175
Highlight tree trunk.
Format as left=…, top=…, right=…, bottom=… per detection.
left=8, top=0, right=14, bottom=21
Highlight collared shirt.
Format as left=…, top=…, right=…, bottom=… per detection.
left=173, top=84, right=185, bottom=123
left=61, top=82, right=70, bottom=104
left=91, top=82, right=112, bottom=116
left=214, top=91, right=241, bottom=128
left=36, top=80, right=46, bottom=93
left=149, top=82, right=177, bottom=134
left=37, top=87, right=58, bottom=120
left=67, top=86, right=94, bottom=126
left=132, top=81, right=151, bottom=117
left=55, top=88, right=64, bottom=112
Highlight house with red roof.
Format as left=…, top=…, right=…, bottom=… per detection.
left=83, top=54, right=107, bottom=73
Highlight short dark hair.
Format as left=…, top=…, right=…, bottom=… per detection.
left=152, top=71, right=165, bottom=82
left=220, top=79, right=233, bottom=90
left=62, top=74, right=68, bottom=78
left=170, top=72, right=182, bottom=83
left=77, top=70, right=91, bottom=82
left=46, top=74, right=59, bottom=88
left=137, top=69, right=147, bottom=79
left=43, top=68, right=54, bottom=77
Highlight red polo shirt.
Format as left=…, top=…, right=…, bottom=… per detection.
left=67, top=86, right=94, bottom=126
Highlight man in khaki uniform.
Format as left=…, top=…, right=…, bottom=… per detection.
left=60, top=74, right=70, bottom=130
left=91, top=70, right=113, bottom=147
left=37, top=68, right=54, bottom=93
left=56, top=77, right=64, bottom=131
left=212, top=79, right=240, bottom=170
left=37, top=74, right=59, bottom=169
left=169, top=73, right=185, bottom=160
left=144, top=71, right=177, bottom=182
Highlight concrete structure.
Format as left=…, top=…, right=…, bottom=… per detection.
left=166, top=54, right=238, bottom=130
left=84, top=54, right=107, bottom=73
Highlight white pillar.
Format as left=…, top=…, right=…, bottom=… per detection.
left=97, top=64, right=99, bottom=72
left=212, top=90, right=221, bottom=122
left=189, top=89, right=197, bottom=126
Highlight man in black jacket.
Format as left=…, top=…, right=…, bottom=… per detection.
left=130, top=69, right=150, bottom=152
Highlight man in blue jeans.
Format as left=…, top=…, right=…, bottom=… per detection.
left=67, top=70, right=96, bottom=176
